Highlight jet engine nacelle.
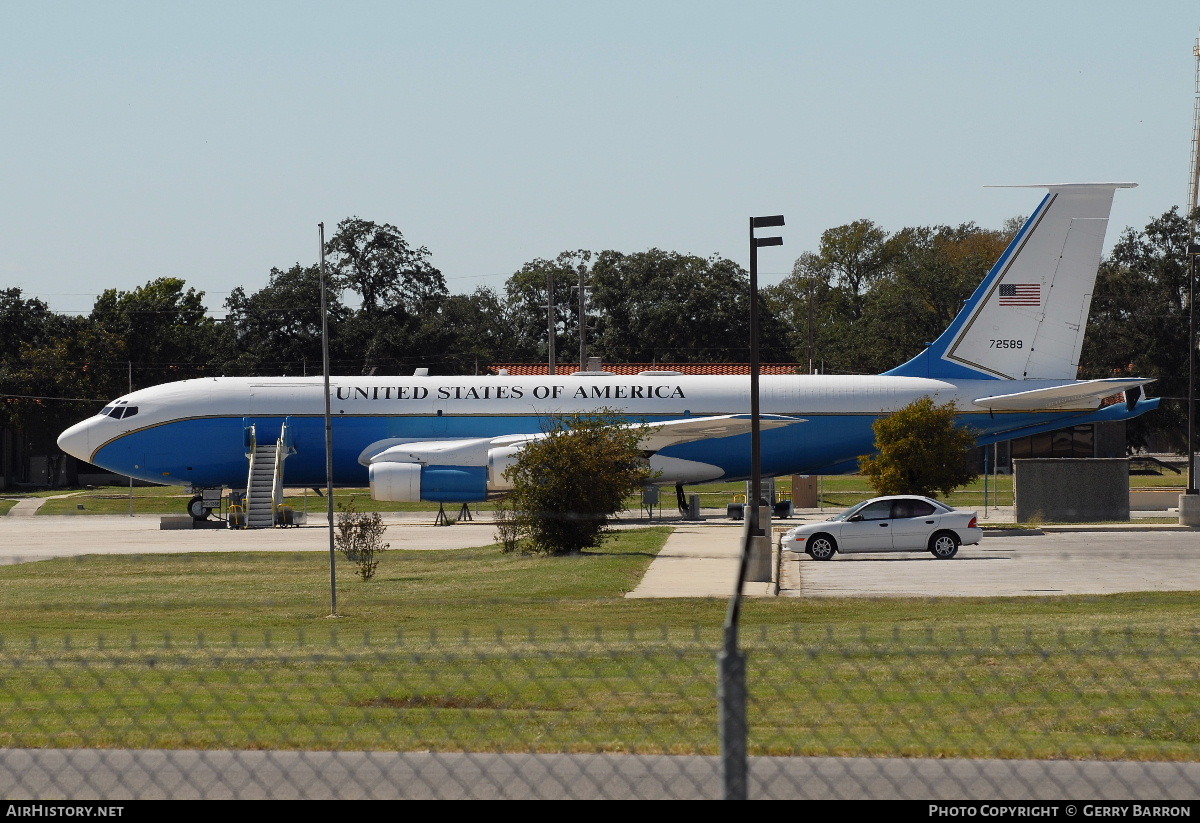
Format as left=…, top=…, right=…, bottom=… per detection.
left=486, top=445, right=524, bottom=492
left=367, top=439, right=726, bottom=501
left=367, top=438, right=533, bottom=502
left=369, top=461, right=491, bottom=503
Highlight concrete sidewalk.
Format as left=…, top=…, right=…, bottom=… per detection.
left=3, top=494, right=84, bottom=516
left=624, top=523, right=767, bottom=599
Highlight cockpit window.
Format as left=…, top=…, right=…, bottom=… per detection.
left=99, top=403, right=138, bottom=419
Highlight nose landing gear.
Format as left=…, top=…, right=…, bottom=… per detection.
left=188, top=494, right=212, bottom=521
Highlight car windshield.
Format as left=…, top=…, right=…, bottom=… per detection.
left=827, top=497, right=949, bottom=521
left=828, top=501, right=869, bottom=521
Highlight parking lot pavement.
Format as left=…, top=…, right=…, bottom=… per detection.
left=779, top=530, right=1200, bottom=598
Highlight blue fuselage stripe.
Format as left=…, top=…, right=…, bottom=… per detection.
left=91, top=409, right=1119, bottom=488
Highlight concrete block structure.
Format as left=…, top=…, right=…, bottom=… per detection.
left=1014, top=458, right=1130, bottom=523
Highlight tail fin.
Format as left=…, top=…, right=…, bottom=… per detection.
left=885, top=182, right=1135, bottom=380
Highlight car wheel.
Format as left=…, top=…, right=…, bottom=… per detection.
left=807, top=533, right=837, bottom=561
left=929, top=531, right=960, bottom=559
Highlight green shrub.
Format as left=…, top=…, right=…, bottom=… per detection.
left=858, top=395, right=978, bottom=498
left=335, top=500, right=390, bottom=581
left=498, top=411, right=655, bottom=556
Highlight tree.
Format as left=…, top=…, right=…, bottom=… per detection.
left=325, top=217, right=446, bottom=315
left=855, top=222, right=1013, bottom=373
left=496, top=411, right=654, bottom=556
left=810, top=219, right=896, bottom=301
left=766, top=219, right=899, bottom=374
left=0, top=287, right=69, bottom=436
left=764, top=255, right=859, bottom=373
left=858, top=396, right=978, bottom=498
left=220, top=264, right=349, bottom=376
left=0, top=288, right=59, bottom=360
left=415, top=287, right=523, bottom=374
left=1079, top=206, right=1196, bottom=451
left=767, top=219, right=1016, bottom=375
left=90, top=277, right=218, bottom=387
left=325, top=217, right=448, bottom=374
left=502, top=251, right=593, bottom=365
left=3, top=316, right=128, bottom=486
left=588, top=249, right=789, bottom=362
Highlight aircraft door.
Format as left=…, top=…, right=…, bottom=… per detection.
left=836, top=499, right=895, bottom=553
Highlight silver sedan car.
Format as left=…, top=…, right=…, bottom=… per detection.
left=779, top=495, right=982, bottom=560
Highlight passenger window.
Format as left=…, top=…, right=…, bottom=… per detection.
left=890, top=502, right=914, bottom=519
left=911, top=501, right=937, bottom=517
left=858, top=501, right=893, bottom=521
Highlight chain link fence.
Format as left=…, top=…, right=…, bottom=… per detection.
left=1, top=626, right=1198, bottom=799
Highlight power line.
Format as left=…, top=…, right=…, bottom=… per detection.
left=0, top=393, right=107, bottom=402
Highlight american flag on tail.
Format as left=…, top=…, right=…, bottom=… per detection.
left=999, top=283, right=1041, bottom=306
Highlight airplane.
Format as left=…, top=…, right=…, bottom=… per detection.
left=57, top=182, right=1158, bottom=521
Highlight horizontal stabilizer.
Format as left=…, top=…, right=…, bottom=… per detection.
left=972, top=379, right=1154, bottom=411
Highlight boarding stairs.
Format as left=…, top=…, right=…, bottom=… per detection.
left=241, top=421, right=294, bottom=529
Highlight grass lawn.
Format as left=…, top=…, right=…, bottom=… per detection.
left=30, top=467, right=1189, bottom=518
left=679, top=470, right=1188, bottom=513
left=32, top=484, right=505, bottom=516
left=0, top=526, right=1197, bottom=759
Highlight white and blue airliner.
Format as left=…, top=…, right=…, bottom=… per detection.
left=57, top=183, right=1158, bottom=518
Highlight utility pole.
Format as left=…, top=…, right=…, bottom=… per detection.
left=1181, top=29, right=1200, bottom=524
left=807, top=275, right=816, bottom=374
left=577, top=266, right=589, bottom=372
left=128, top=361, right=133, bottom=517
left=547, top=270, right=556, bottom=375
left=1190, top=28, right=1200, bottom=240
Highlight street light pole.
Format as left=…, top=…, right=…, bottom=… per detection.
left=720, top=214, right=782, bottom=801
left=1182, top=243, right=1200, bottom=526
left=320, top=223, right=338, bottom=618
left=1189, top=243, right=1200, bottom=494
left=746, top=215, right=783, bottom=579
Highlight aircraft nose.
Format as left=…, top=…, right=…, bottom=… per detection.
left=57, top=418, right=95, bottom=462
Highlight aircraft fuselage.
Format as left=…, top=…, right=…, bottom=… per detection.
left=57, top=372, right=1152, bottom=491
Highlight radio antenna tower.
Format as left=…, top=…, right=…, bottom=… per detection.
left=1190, top=27, right=1200, bottom=239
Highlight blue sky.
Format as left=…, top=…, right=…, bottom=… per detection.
left=2, top=1, right=1197, bottom=316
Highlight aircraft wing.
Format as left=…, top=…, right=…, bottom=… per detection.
left=360, top=413, right=806, bottom=465
left=633, top=413, right=804, bottom=452
left=971, top=378, right=1154, bottom=411
left=491, top=413, right=806, bottom=453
